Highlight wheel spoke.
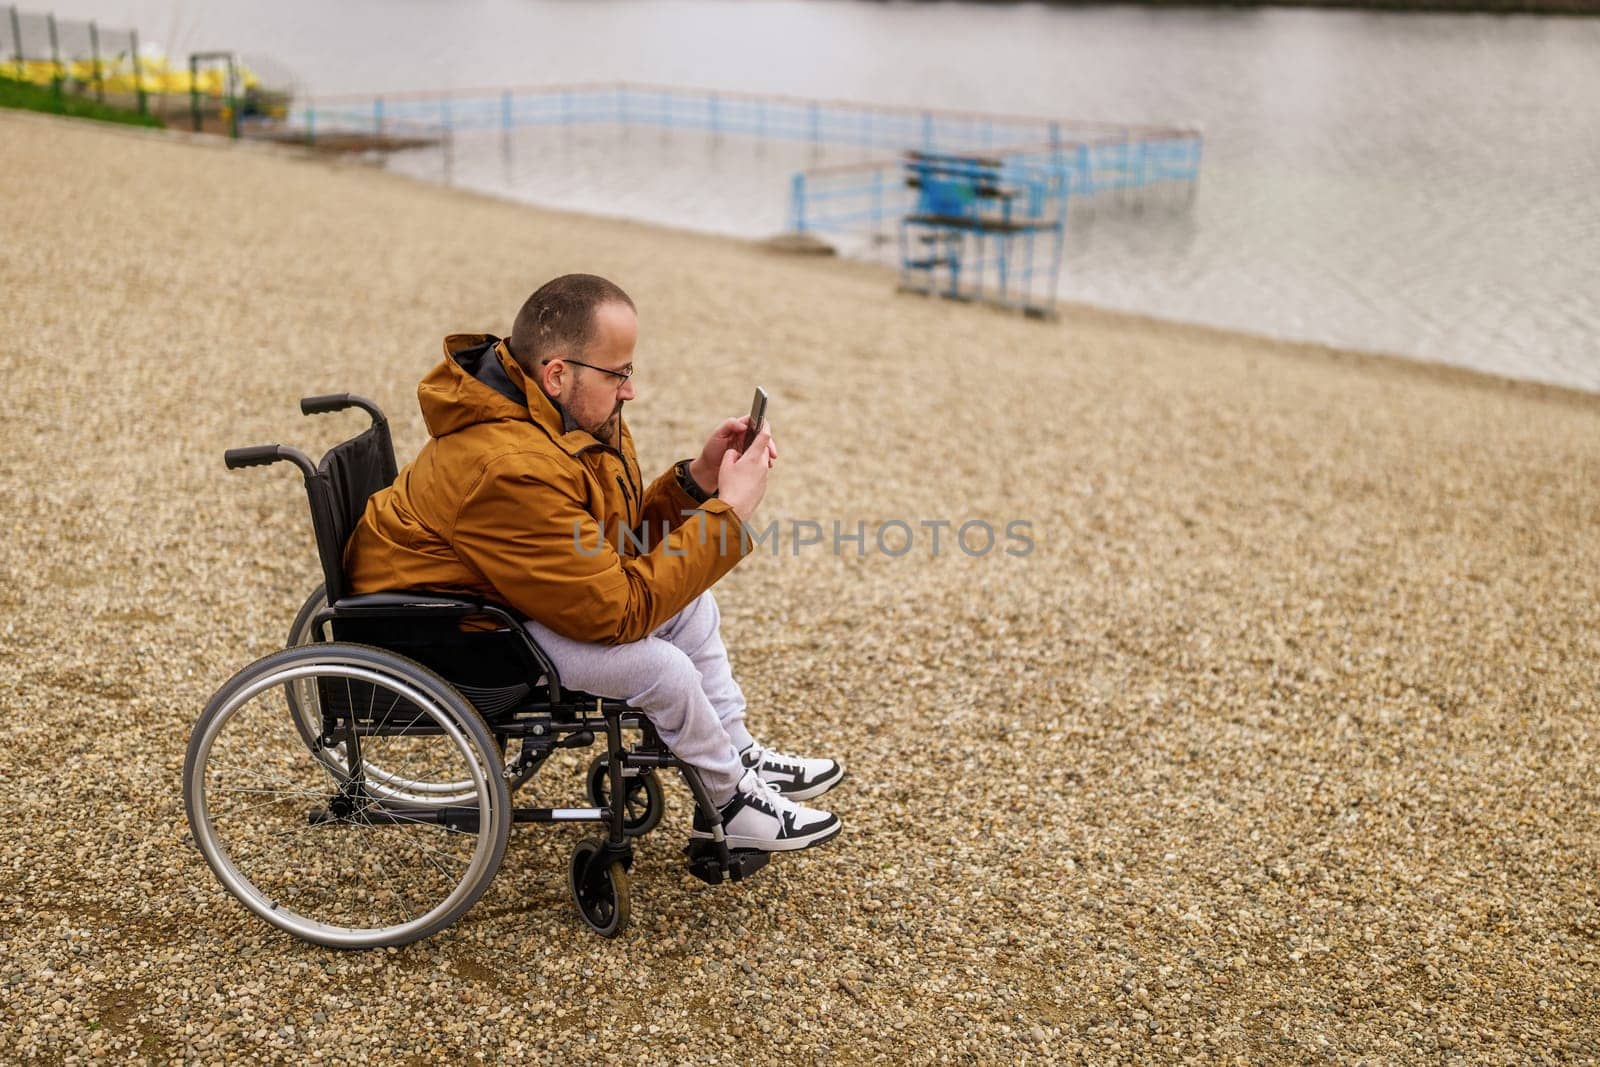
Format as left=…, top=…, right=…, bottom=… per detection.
left=210, top=790, right=325, bottom=827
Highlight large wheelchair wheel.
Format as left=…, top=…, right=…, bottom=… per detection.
left=284, top=586, right=514, bottom=804
left=185, top=643, right=511, bottom=948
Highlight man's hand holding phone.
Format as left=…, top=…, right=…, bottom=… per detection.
left=717, top=423, right=775, bottom=522
left=688, top=387, right=776, bottom=500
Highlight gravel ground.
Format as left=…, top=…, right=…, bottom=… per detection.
left=2, top=110, right=1598, bottom=1065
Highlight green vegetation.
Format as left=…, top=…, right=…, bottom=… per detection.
left=0, top=75, right=163, bottom=128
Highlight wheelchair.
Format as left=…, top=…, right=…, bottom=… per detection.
left=182, top=393, right=772, bottom=949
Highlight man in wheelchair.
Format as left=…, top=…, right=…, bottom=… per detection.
left=344, top=274, right=843, bottom=853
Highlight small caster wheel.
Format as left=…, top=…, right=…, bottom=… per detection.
left=569, top=837, right=630, bottom=938
left=585, top=753, right=665, bottom=836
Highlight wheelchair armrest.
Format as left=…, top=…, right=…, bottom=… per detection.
left=331, top=591, right=485, bottom=617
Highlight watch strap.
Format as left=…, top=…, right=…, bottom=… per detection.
left=675, top=458, right=714, bottom=503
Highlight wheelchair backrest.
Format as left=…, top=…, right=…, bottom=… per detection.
left=224, top=394, right=399, bottom=603
left=307, top=421, right=399, bottom=603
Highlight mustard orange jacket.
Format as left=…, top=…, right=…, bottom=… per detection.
left=344, top=334, right=749, bottom=644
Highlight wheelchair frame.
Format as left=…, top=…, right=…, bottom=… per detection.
left=183, top=393, right=769, bottom=948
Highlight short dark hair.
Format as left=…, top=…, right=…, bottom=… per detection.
left=507, top=274, right=634, bottom=376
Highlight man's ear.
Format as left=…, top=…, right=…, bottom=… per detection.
left=539, top=358, right=563, bottom=397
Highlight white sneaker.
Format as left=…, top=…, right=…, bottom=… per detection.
left=742, top=743, right=845, bottom=802
left=692, top=770, right=841, bottom=852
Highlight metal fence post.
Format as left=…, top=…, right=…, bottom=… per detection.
left=305, top=105, right=315, bottom=146
left=500, top=88, right=513, bottom=162
left=46, top=13, right=60, bottom=104
left=871, top=167, right=883, bottom=238
left=808, top=100, right=819, bottom=150
left=8, top=6, right=22, bottom=78
left=188, top=54, right=200, bottom=131
left=922, top=111, right=933, bottom=151
left=709, top=91, right=719, bottom=138
left=790, top=172, right=806, bottom=232
left=373, top=95, right=384, bottom=136
left=1187, top=132, right=1204, bottom=203
left=88, top=20, right=102, bottom=101
left=130, top=27, right=146, bottom=114
left=227, top=56, right=238, bottom=138
left=439, top=95, right=453, bottom=181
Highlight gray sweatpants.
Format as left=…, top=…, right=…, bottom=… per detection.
left=522, top=590, right=753, bottom=805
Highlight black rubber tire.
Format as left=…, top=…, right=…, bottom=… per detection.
left=285, top=584, right=331, bottom=756
left=568, top=838, right=630, bottom=938
left=287, top=583, right=331, bottom=647
left=584, top=753, right=665, bottom=837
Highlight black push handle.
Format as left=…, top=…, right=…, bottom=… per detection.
left=224, top=443, right=317, bottom=479
left=300, top=392, right=387, bottom=428
left=299, top=393, right=353, bottom=416
left=224, top=445, right=286, bottom=469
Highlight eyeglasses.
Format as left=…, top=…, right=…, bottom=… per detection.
left=559, top=357, right=634, bottom=384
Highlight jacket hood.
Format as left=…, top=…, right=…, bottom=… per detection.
left=417, top=334, right=534, bottom=439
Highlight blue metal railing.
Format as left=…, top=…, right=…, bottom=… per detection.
left=285, top=81, right=1203, bottom=256
left=292, top=82, right=1191, bottom=157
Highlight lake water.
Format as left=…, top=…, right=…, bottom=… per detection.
left=45, top=0, right=1600, bottom=390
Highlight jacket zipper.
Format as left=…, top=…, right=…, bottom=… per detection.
left=615, top=474, right=636, bottom=527
left=581, top=439, right=641, bottom=542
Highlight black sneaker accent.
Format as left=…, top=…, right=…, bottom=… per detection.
left=690, top=774, right=841, bottom=852
left=742, top=745, right=846, bottom=802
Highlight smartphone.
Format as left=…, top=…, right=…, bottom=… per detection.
left=740, top=387, right=769, bottom=453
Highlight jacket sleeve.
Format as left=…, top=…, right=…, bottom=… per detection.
left=449, top=456, right=749, bottom=645
left=637, top=460, right=704, bottom=536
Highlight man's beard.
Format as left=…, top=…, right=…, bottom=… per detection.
left=593, top=400, right=624, bottom=443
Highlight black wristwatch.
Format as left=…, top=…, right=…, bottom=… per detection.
left=675, top=459, right=715, bottom=503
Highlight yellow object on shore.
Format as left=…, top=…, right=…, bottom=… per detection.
left=0, top=53, right=261, bottom=95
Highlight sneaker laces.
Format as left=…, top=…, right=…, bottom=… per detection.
left=739, top=770, right=796, bottom=813
left=756, top=746, right=806, bottom=774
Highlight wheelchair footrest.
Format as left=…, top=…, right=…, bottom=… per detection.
left=684, top=839, right=771, bottom=886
